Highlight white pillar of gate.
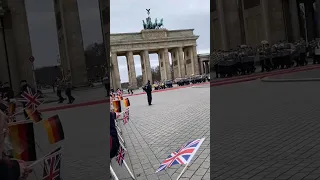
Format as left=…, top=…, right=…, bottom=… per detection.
left=192, top=46, right=200, bottom=75
left=140, top=50, right=152, bottom=84
left=200, top=60, right=205, bottom=75
left=126, top=51, right=138, bottom=89
left=178, top=47, right=185, bottom=77
left=158, top=48, right=172, bottom=81
left=111, top=52, right=121, bottom=89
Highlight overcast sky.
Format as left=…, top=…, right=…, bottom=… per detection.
left=25, top=0, right=209, bottom=83
left=25, top=0, right=103, bottom=67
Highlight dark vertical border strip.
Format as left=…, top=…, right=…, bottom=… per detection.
left=210, top=0, right=213, bottom=179
left=98, top=0, right=111, bottom=178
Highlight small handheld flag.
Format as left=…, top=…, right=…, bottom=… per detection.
left=8, top=121, right=37, bottom=161
left=117, top=147, right=125, bottom=166
left=42, top=147, right=62, bottom=180
left=156, top=138, right=205, bottom=173
left=18, top=87, right=42, bottom=111
left=43, top=115, right=65, bottom=144
left=25, top=108, right=43, bottom=123
left=113, top=100, right=122, bottom=112
left=124, top=98, right=130, bottom=108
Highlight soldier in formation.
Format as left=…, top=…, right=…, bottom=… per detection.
left=64, top=70, right=75, bottom=104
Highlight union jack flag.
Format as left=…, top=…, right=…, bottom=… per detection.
left=42, top=147, right=62, bottom=180
left=116, top=112, right=121, bottom=119
left=18, top=87, right=41, bottom=112
left=155, top=138, right=205, bottom=173
left=123, top=109, right=129, bottom=125
left=116, top=147, right=125, bottom=166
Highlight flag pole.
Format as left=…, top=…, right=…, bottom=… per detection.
left=110, top=166, right=119, bottom=180
left=176, top=163, right=190, bottom=180
left=123, top=160, right=135, bottom=179
left=27, top=148, right=62, bottom=168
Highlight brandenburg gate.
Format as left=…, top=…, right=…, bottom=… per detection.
left=110, top=11, right=200, bottom=89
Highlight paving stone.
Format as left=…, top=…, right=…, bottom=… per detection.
left=211, top=75, right=320, bottom=180
left=121, top=86, right=210, bottom=179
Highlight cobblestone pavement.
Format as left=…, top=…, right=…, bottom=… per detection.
left=211, top=77, right=320, bottom=180
left=119, top=85, right=210, bottom=180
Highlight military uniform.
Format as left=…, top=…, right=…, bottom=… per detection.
left=64, top=73, right=75, bottom=104
left=56, top=78, right=65, bottom=103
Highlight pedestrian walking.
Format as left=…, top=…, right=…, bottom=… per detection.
left=143, top=80, right=152, bottom=105
left=56, top=77, right=66, bottom=103
left=64, top=70, right=75, bottom=104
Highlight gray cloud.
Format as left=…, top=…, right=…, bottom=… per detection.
left=24, top=0, right=209, bottom=83
left=25, top=0, right=103, bottom=67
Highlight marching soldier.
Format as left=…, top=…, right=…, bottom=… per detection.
left=64, top=70, right=75, bottom=104
left=298, top=39, right=307, bottom=66
left=55, top=77, right=66, bottom=103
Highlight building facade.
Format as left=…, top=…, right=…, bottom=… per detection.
left=0, top=0, right=34, bottom=94
left=110, top=29, right=200, bottom=89
left=54, top=0, right=88, bottom=87
left=211, top=0, right=320, bottom=50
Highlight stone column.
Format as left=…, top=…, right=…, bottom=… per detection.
left=158, top=50, right=166, bottom=81
left=56, top=0, right=88, bottom=87
left=290, top=0, right=301, bottom=41
left=163, top=48, right=171, bottom=80
left=170, top=50, right=177, bottom=79
left=261, top=0, right=271, bottom=43
left=126, top=51, right=137, bottom=89
left=192, top=46, right=200, bottom=75
left=111, top=52, right=121, bottom=89
left=140, top=50, right=152, bottom=84
left=0, top=19, right=9, bottom=84
left=200, top=60, right=204, bottom=75
left=217, top=0, right=228, bottom=50
left=178, top=47, right=184, bottom=77
left=144, top=50, right=152, bottom=83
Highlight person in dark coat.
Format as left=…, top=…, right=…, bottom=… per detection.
left=110, top=112, right=120, bottom=159
left=143, top=80, right=153, bottom=105
left=1, top=82, right=13, bottom=101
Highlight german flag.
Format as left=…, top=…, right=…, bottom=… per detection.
left=43, top=115, right=64, bottom=144
left=124, top=98, right=130, bottom=108
left=112, top=100, right=122, bottom=112
left=25, top=108, right=43, bottom=123
left=8, top=122, right=37, bottom=161
left=7, top=102, right=16, bottom=116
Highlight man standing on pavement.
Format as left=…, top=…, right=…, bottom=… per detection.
left=143, top=80, right=152, bottom=105
left=64, top=70, right=75, bottom=104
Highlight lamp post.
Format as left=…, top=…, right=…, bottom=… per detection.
left=0, top=1, right=12, bottom=88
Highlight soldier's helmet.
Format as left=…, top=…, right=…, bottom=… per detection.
left=261, top=40, right=268, bottom=45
